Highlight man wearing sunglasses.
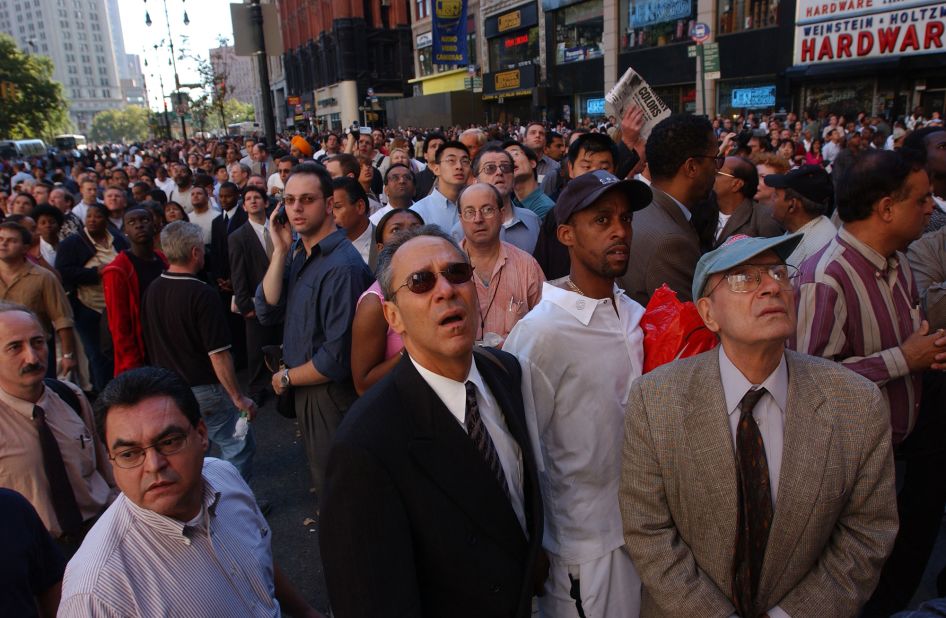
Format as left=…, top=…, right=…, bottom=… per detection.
left=320, top=226, right=546, bottom=617
left=620, top=114, right=718, bottom=305
left=621, top=234, right=897, bottom=618
left=504, top=169, right=651, bottom=617
left=59, top=367, right=321, bottom=618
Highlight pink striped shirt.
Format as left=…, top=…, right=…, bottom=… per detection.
left=791, top=226, right=922, bottom=445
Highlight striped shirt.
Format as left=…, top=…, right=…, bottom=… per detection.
left=59, top=458, right=279, bottom=617
left=791, top=226, right=922, bottom=445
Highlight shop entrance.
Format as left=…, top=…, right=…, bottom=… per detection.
left=920, top=90, right=946, bottom=118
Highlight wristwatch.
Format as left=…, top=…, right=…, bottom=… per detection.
left=62, top=352, right=75, bottom=360
left=279, top=368, right=291, bottom=388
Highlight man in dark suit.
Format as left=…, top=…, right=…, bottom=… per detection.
left=620, top=114, right=719, bottom=304
left=229, top=185, right=281, bottom=405
left=320, top=226, right=546, bottom=617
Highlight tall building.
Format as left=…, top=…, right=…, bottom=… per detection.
left=279, top=0, right=414, bottom=131
left=0, top=0, right=125, bottom=132
left=103, top=0, right=147, bottom=107
left=209, top=44, right=260, bottom=110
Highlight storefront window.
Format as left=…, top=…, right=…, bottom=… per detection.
left=653, top=84, right=696, bottom=114
left=619, top=0, right=695, bottom=51
left=717, top=82, right=776, bottom=117
left=489, top=26, right=540, bottom=72
left=417, top=49, right=434, bottom=76
left=555, top=0, right=604, bottom=65
left=803, top=80, right=874, bottom=118
left=718, top=0, right=778, bottom=34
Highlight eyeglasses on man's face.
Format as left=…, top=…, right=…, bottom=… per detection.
left=109, top=429, right=191, bottom=469
left=395, top=262, right=475, bottom=295
left=479, top=163, right=513, bottom=176
left=691, top=154, right=726, bottom=170
left=438, top=157, right=472, bottom=168
left=708, top=263, right=798, bottom=296
left=282, top=194, right=323, bottom=207
left=460, top=206, right=500, bottom=221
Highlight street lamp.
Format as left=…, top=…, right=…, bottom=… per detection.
left=144, top=0, right=190, bottom=139
left=144, top=44, right=173, bottom=139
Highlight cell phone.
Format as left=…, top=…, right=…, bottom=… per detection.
left=274, top=204, right=288, bottom=225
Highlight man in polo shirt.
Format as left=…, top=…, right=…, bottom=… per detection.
left=0, top=303, right=115, bottom=551
left=255, top=163, right=372, bottom=499
left=141, top=221, right=257, bottom=480
left=410, top=141, right=471, bottom=233
left=59, top=367, right=321, bottom=618
left=504, top=170, right=652, bottom=617
left=792, top=149, right=946, bottom=616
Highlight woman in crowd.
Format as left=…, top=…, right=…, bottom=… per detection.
left=163, top=200, right=190, bottom=223
left=805, top=138, right=825, bottom=167
left=350, top=209, right=424, bottom=395
left=55, top=203, right=129, bottom=391
left=30, top=204, right=63, bottom=268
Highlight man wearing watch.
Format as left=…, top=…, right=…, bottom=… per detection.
left=255, top=163, right=372, bottom=500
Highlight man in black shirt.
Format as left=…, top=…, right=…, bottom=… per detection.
left=142, top=221, right=257, bottom=479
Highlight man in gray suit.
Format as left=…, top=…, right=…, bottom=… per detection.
left=621, top=234, right=897, bottom=617
left=620, top=114, right=718, bottom=305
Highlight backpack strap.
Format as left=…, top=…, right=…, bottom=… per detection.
left=43, top=378, right=83, bottom=419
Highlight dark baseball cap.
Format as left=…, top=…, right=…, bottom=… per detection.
left=763, top=165, right=832, bottom=204
left=553, top=170, right=653, bottom=224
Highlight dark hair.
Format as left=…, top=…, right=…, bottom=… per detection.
left=289, top=162, right=334, bottom=201
left=278, top=155, right=298, bottom=166
left=729, top=156, right=759, bottom=199
left=567, top=133, right=619, bottom=167
left=87, top=203, right=110, bottom=219
left=900, top=126, right=942, bottom=167
left=502, top=140, right=539, bottom=180
left=325, top=153, right=360, bottom=178
left=374, top=208, right=424, bottom=244
left=219, top=181, right=239, bottom=194
left=149, top=188, right=168, bottom=205
left=646, top=114, right=715, bottom=181
left=472, top=144, right=514, bottom=176
left=13, top=192, right=37, bottom=209
left=434, top=141, right=470, bottom=163
left=193, top=174, right=214, bottom=189
left=30, top=204, right=64, bottom=227
left=384, top=163, right=415, bottom=184
left=93, top=367, right=201, bottom=444
left=242, top=185, right=267, bottom=202
left=376, top=225, right=467, bottom=299
left=423, top=132, right=447, bottom=155
left=837, top=150, right=923, bottom=223
left=332, top=176, right=369, bottom=214
left=213, top=164, right=228, bottom=174
left=164, top=201, right=190, bottom=222
left=548, top=130, right=564, bottom=143
left=0, top=221, right=32, bottom=244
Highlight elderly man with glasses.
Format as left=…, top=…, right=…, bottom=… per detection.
left=59, top=367, right=321, bottom=618
left=319, top=225, right=548, bottom=618
left=621, top=234, right=897, bottom=618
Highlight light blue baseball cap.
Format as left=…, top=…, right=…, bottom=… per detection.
left=692, top=233, right=804, bottom=300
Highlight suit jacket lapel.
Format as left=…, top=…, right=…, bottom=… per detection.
left=682, top=352, right=739, bottom=543
left=399, top=357, right=527, bottom=559
left=717, top=199, right=752, bottom=247
left=652, top=187, right=693, bottom=232
left=758, top=352, right=832, bottom=599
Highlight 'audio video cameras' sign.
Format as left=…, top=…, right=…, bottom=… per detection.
left=793, top=0, right=946, bottom=65
left=433, top=0, right=470, bottom=64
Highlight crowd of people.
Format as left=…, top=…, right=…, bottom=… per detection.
left=0, top=102, right=945, bottom=617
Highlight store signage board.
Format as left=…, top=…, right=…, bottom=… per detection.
left=586, top=98, right=606, bottom=115
left=432, top=0, right=469, bottom=64
left=731, top=86, right=776, bottom=108
left=417, top=32, right=433, bottom=49
left=629, top=0, right=691, bottom=28
left=793, top=0, right=945, bottom=64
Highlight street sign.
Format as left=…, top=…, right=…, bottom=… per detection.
left=703, top=42, right=720, bottom=73
left=687, top=45, right=696, bottom=58
left=705, top=71, right=721, bottom=80
left=690, top=22, right=710, bottom=43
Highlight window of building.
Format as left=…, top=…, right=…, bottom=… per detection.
left=489, top=26, right=539, bottom=72
left=620, top=0, right=695, bottom=50
left=417, top=48, right=434, bottom=77
left=554, top=0, right=604, bottom=64
left=653, top=84, right=696, bottom=113
left=416, top=0, right=429, bottom=19
left=718, top=0, right=777, bottom=34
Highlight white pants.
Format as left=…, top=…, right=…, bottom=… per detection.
left=537, top=546, right=642, bottom=618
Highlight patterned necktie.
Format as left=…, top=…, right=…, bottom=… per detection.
left=262, top=226, right=274, bottom=259
left=732, top=387, right=773, bottom=618
left=33, top=405, right=84, bottom=535
left=464, top=381, right=509, bottom=498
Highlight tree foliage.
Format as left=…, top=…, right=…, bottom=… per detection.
left=89, top=106, right=152, bottom=144
left=0, top=33, right=71, bottom=140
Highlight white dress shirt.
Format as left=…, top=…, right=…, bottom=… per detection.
left=410, top=188, right=459, bottom=233
left=351, top=223, right=373, bottom=266
left=409, top=356, right=526, bottom=533
left=247, top=218, right=268, bottom=250
left=504, top=281, right=645, bottom=564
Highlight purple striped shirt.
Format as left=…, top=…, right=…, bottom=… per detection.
left=791, top=227, right=922, bottom=445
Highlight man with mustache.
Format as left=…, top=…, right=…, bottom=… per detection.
left=0, top=303, right=115, bottom=552
left=58, top=367, right=321, bottom=617
left=503, top=170, right=652, bottom=616
left=622, top=234, right=897, bottom=617
left=320, top=226, right=547, bottom=617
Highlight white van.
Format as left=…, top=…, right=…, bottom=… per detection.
left=0, top=139, right=48, bottom=158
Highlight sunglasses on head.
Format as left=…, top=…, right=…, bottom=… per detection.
left=396, top=262, right=474, bottom=294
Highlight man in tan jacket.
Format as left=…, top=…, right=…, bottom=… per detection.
left=621, top=234, right=897, bottom=617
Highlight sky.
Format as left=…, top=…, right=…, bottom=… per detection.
left=117, top=0, right=236, bottom=111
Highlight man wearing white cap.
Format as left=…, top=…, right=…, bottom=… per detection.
left=621, top=234, right=897, bottom=617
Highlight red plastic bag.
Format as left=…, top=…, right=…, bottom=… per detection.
left=640, top=284, right=718, bottom=373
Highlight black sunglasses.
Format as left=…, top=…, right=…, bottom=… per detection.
left=396, top=262, right=474, bottom=295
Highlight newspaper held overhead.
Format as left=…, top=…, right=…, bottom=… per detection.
left=605, top=68, right=671, bottom=141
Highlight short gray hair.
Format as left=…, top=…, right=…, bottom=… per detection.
left=161, top=221, right=204, bottom=264
left=377, top=225, right=467, bottom=299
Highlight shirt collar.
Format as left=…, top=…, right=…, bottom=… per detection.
left=409, top=355, right=485, bottom=426
left=540, top=279, right=625, bottom=326
left=665, top=190, right=692, bottom=222
left=125, top=474, right=221, bottom=544
left=718, top=346, right=788, bottom=417
left=0, top=385, right=54, bottom=420
left=353, top=222, right=373, bottom=248
left=837, top=225, right=899, bottom=273
left=934, top=193, right=946, bottom=214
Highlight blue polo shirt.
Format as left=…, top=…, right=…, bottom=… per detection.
left=515, top=187, right=556, bottom=220
left=254, top=228, right=372, bottom=380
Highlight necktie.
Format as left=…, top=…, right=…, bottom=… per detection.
left=33, top=405, right=84, bottom=535
left=732, top=387, right=773, bottom=618
left=464, top=381, right=509, bottom=498
left=260, top=162, right=267, bottom=177
left=262, top=226, right=274, bottom=259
